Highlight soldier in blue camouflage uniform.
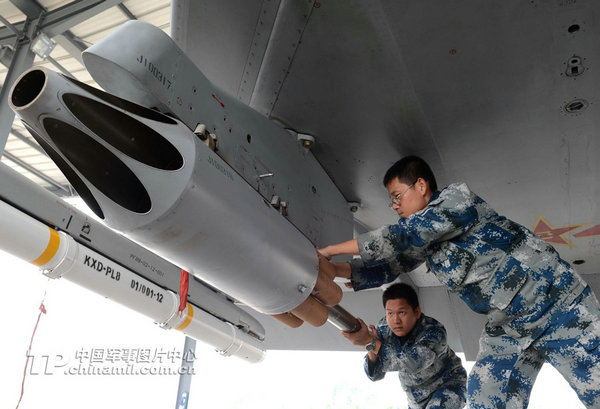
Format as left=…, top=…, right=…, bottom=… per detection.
left=319, top=156, right=600, bottom=408
left=342, top=283, right=466, bottom=409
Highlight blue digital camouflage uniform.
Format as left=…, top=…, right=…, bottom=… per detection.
left=366, top=314, right=467, bottom=409
left=350, top=183, right=600, bottom=408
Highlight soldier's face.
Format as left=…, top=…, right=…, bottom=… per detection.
left=387, top=177, right=429, bottom=218
left=385, top=298, right=421, bottom=337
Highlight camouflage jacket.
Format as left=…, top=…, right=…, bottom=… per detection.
left=351, top=183, right=587, bottom=346
left=365, top=314, right=466, bottom=408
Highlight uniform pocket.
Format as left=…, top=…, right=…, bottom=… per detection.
left=578, top=322, right=600, bottom=351
left=488, top=262, right=528, bottom=311
left=576, top=289, right=600, bottom=351
left=427, top=242, right=475, bottom=290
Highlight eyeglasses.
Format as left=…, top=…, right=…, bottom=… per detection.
left=388, top=183, right=414, bottom=207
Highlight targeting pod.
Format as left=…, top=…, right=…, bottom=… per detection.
left=9, top=67, right=321, bottom=318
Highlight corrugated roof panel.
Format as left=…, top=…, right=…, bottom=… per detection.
left=45, top=43, right=74, bottom=60
left=4, top=138, right=43, bottom=156
left=43, top=174, right=69, bottom=185
left=67, top=67, right=89, bottom=77
left=16, top=154, right=51, bottom=165
left=123, top=0, right=170, bottom=17
left=39, top=0, right=76, bottom=12
left=0, top=158, right=25, bottom=172
left=2, top=1, right=173, bottom=197
left=3, top=151, right=70, bottom=183
left=71, top=70, right=95, bottom=84
left=69, top=8, right=129, bottom=38
left=12, top=122, right=27, bottom=132
left=37, top=164, right=68, bottom=176
left=19, top=173, right=62, bottom=190
left=138, top=7, right=170, bottom=29
left=81, top=28, right=123, bottom=45
left=0, top=3, right=26, bottom=22
left=42, top=57, right=86, bottom=74
left=4, top=138, right=35, bottom=152
left=0, top=156, right=52, bottom=186
left=37, top=163, right=65, bottom=173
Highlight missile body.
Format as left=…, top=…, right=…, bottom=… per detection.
left=0, top=161, right=265, bottom=339
left=0, top=198, right=265, bottom=362
left=9, top=67, right=318, bottom=316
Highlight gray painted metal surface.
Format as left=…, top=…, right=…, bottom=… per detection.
left=0, top=14, right=20, bottom=35
left=10, top=66, right=320, bottom=315
left=53, top=32, right=87, bottom=64
left=1, top=0, right=598, bottom=358
left=173, top=0, right=600, bottom=273
left=170, top=0, right=600, bottom=358
left=0, top=162, right=265, bottom=339
left=0, top=40, right=34, bottom=153
left=83, top=20, right=353, bottom=249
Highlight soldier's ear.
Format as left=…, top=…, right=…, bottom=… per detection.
left=416, top=178, right=434, bottom=202
left=414, top=306, right=422, bottom=319
left=416, top=178, right=428, bottom=195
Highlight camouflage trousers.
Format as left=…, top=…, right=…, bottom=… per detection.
left=418, top=384, right=466, bottom=409
left=468, top=286, right=600, bottom=409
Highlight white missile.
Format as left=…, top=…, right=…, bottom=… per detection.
left=0, top=160, right=266, bottom=340
left=0, top=198, right=265, bottom=362
left=9, top=66, right=341, bottom=326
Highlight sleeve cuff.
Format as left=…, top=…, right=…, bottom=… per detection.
left=356, top=225, right=389, bottom=263
left=348, top=258, right=362, bottom=291
left=356, top=231, right=374, bottom=262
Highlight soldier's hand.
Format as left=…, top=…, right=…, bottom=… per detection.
left=341, top=318, right=372, bottom=346
left=317, top=251, right=352, bottom=282
left=316, top=247, right=332, bottom=260
left=368, top=325, right=379, bottom=340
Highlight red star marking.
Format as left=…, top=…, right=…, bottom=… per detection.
left=532, top=215, right=585, bottom=247
left=574, top=224, right=600, bottom=238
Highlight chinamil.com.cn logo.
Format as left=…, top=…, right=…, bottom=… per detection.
left=27, top=346, right=196, bottom=376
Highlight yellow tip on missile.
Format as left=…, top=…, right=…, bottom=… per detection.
left=31, top=227, right=60, bottom=267
left=175, top=303, right=194, bottom=330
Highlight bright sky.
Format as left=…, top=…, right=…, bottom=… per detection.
left=0, top=236, right=586, bottom=409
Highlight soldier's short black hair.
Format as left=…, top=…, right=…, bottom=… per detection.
left=382, top=283, right=419, bottom=310
left=383, top=156, right=438, bottom=192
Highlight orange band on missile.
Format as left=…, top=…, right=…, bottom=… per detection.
left=175, top=303, right=194, bottom=330
left=31, top=227, right=60, bottom=267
